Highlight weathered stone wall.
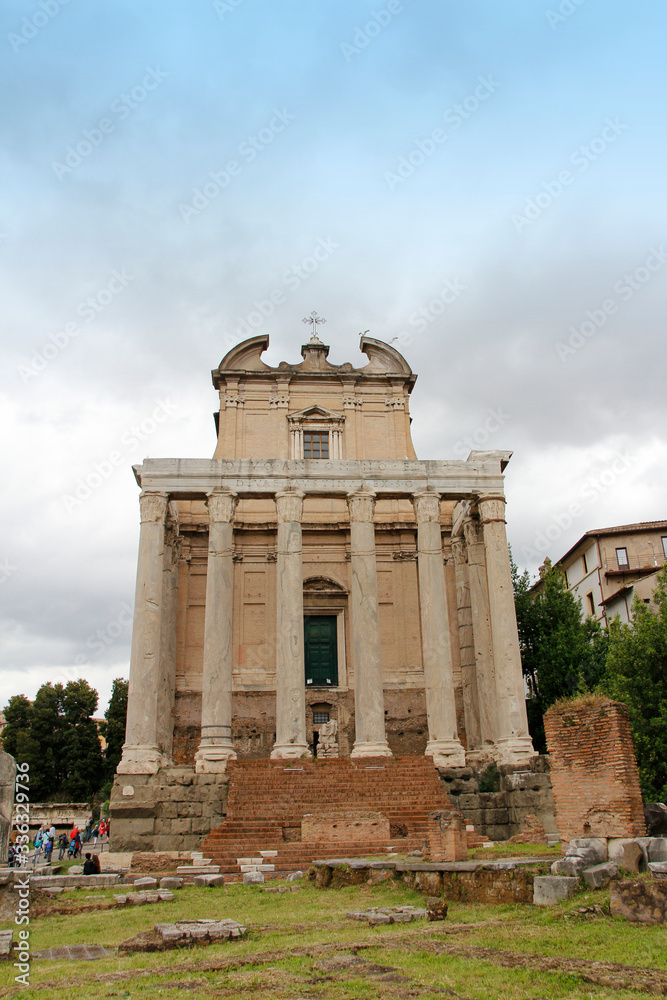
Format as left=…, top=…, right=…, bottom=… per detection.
left=610, top=879, right=667, bottom=924
left=0, top=751, right=15, bottom=867
left=426, top=809, right=468, bottom=862
left=109, top=768, right=227, bottom=853
left=544, top=698, right=646, bottom=842
left=438, top=756, right=557, bottom=841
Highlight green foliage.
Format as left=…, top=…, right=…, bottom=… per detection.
left=512, top=555, right=608, bottom=752
left=100, top=677, right=128, bottom=779
left=478, top=762, right=500, bottom=793
left=601, top=566, right=667, bottom=801
left=1, top=679, right=104, bottom=802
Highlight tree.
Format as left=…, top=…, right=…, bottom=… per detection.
left=512, top=556, right=608, bottom=752
left=601, top=566, right=667, bottom=802
left=1, top=694, right=41, bottom=791
left=100, top=677, right=128, bottom=780
left=61, top=679, right=103, bottom=801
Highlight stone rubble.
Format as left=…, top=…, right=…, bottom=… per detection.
left=114, top=891, right=175, bottom=906
left=346, top=905, right=428, bottom=925
left=154, top=918, right=246, bottom=943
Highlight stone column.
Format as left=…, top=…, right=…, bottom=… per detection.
left=195, top=492, right=238, bottom=772
left=462, top=516, right=498, bottom=758
left=413, top=493, right=465, bottom=767
left=451, top=534, right=482, bottom=756
left=118, top=491, right=170, bottom=774
left=347, top=491, right=391, bottom=758
left=271, top=491, right=310, bottom=759
left=478, top=495, right=535, bottom=764
left=156, top=511, right=180, bottom=761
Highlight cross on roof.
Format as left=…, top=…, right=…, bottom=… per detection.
left=302, top=310, right=326, bottom=337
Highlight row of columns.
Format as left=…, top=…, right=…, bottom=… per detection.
left=118, top=487, right=534, bottom=775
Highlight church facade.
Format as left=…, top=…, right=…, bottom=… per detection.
left=111, top=331, right=536, bottom=851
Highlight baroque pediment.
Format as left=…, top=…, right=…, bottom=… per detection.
left=287, top=405, right=345, bottom=424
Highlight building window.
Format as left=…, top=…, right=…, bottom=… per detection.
left=586, top=592, right=596, bottom=617
left=662, top=537, right=667, bottom=558
left=616, top=547, right=629, bottom=569
left=304, top=431, right=329, bottom=459
left=313, top=711, right=329, bottom=724
left=582, top=552, right=588, bottom=574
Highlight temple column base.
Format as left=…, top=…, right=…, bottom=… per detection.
left=270, top=742, right=311, bottom=760
left=194, top=742, right=237, bottom=773
left=425, top=739, right=466, bottom=768
left=116, top=744, right=167, bottom=775
left=493, top=736, right=538, bottom=766
left=350, top=741, right=392, bottom=759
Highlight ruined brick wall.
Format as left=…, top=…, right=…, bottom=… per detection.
left=544, top=697, right=646, bottom=842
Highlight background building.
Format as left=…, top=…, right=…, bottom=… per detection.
left=545, top=522, right=667, bottom=623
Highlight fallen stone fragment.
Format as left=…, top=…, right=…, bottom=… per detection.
left=533, top=876, right=579, bottom=906
left=648, top=839, right=667, bottom=863
left=243, top=871, right=264, bottom=885
left=649, top=861, right=667, bottom=880
left=610, top=879, right=667, bottom=923
left=193, top=873, right=226, bottom=887
left=607, top=839, right=646, bottom=874
left=286, top=870, right=303, bottom=882
left=566, top=838, right=607, bottom=863
left=133, top=877, right=158, bottom=889
left=582, top=862, right=618, bottom=889
left=551, top=857, right=588, bottom=878
left=345, top=905, right=427, bottom=925
left=159, top=877, right=184, bottom=890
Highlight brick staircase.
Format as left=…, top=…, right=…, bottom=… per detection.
left=202, top=756, right=451, bottom=875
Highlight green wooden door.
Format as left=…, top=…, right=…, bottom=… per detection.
left=304, top=616, right=338, bottom=687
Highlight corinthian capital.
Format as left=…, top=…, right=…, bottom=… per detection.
left=412, top=491, right=441, bottom=523
left=478, top=495, right=507, bottom=524
left=346, top=490, right=376, bottom=523
left=138, top=491, right=169, bottom=524
left=275, top=490, right=305, bottom=523
left=206, top=491, right=238, bottom=523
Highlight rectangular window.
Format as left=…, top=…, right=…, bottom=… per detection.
left=304, top=431, right=329, bottom=459
left=616, top=547, right=629, bottom=568
left=582, top=552, right=588, bottom=574
left=586, top=592, right=596, bottom=617
left=662, top=537, right=667, bottom=558
left=313, top=711, right=329, bottom=724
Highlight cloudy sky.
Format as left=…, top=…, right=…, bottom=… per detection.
left=2, top=0, right=666, bottom=713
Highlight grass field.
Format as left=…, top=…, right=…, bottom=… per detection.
left=2, top=873, right=667, bottom=1000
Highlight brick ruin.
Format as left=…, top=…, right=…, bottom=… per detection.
left=543, top=697, right=646, bottom=842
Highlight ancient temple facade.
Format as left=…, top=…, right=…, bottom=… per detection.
left=111, top=331, right=537, bottom=850
left=117, top=331, right=534, bottom=771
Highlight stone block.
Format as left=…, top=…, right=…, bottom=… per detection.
left=156, top=802, right=179, bottom=819
left=415, top=871, right=443, bottom=897
left=582, top=862, right=618, bottom=889
left=533, top=876, right=579, bottom=906
left=286, top=870, right=303, bottom=881
left=193, top=874, right=226, bottom=887
left=170, top=818, right=192, bottom=836
left=160, top=877, right=184, bottom=890
left=551, top=857, right=587, bottom=878
left=566, top=838, right=608, bottom=863
left=190, top=818, right=213, bottom=836
left=133, top=877, right=158, bottom=889
left=649, top=862, right=667, bottom=880
left=647, top=838, right=667, bottom=862
left=178, top=802, right=203, bottom=818
left=157, top=891, right=175, bottom=901
left=607, top=839, right=647, bottom=874
left=610, top=879, right=667, bottom=923
left=243, top=872, right=264, bottom=885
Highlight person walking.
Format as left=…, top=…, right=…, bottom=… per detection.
left=57, top=832, right=68, bottom=860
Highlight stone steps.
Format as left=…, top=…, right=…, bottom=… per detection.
left=202, top=756, right=450, bottom=872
